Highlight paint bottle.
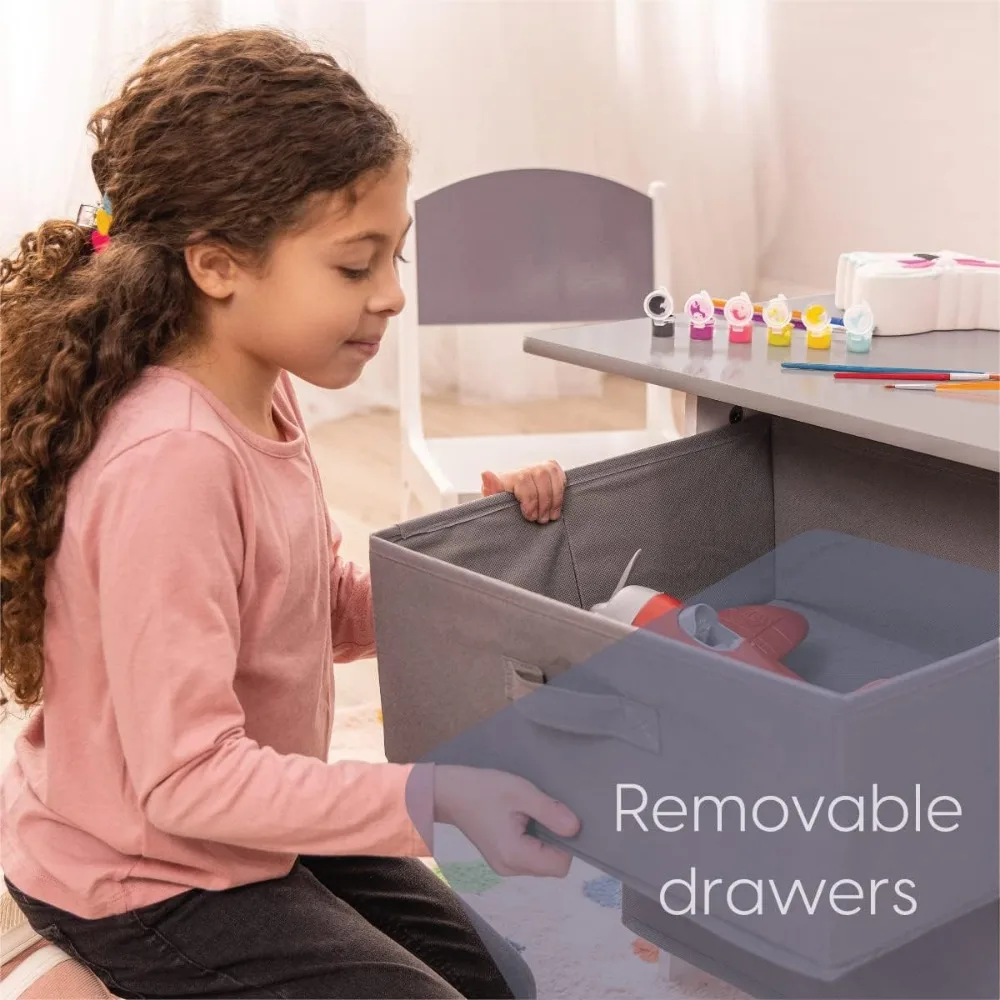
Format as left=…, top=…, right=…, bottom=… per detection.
left=843, top=300, right=875, bottom=353
left=803, top=303, right=832, bottom=350
left=684, top=290, right=716, bottom=341
left=763, top=295, right=793, bottom=346
left=643, top=287, right=675, bottom=338
left=724, top=292, right=755, bottom=343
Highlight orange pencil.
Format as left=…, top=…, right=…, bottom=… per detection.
left=884, top=381, right=1000, bottom=392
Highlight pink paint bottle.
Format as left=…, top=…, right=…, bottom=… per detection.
left=684, top=289, right=716, bottom=340
left=725, top=292, right=755, bottom=343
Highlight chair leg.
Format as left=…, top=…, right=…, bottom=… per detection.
left=401, top=474, right=458, bottom=520
left=681, top=392, right=702, bottom=437
left=401, top=484, right=420, bottom=522
left=675, top=392, right=694, bottom=438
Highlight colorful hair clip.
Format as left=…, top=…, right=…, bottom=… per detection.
left=92, top=194, right=112, bottom=253
left=76, top=194, right=112, bottom=253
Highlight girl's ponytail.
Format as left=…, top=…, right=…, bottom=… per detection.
left=1, top=226, right=193, bottom=710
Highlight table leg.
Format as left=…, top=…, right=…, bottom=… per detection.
left=658, top=950, right=703, bottom=986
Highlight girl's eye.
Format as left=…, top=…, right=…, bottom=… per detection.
left=340, top=266, right=371, bottom=281
left=340, top=255, right=408, bottom=282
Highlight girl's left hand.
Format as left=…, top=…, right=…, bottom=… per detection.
left=480, top=460, right=566, bottom=523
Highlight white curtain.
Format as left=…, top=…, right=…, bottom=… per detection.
left=1, top=0, right=783, bottom=426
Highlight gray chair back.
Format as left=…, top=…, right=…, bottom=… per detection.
left=414, top=168, right=654, bottom=325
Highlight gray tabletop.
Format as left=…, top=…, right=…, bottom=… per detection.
left=523, top=295, right=1000, bottom=472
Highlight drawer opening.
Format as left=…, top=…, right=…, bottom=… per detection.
left=375, top=415, right=998, bottom=696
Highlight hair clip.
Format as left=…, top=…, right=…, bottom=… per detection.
left=76, top=204, right=97, bottom=229
left=76, top=193, right=112, bottom=253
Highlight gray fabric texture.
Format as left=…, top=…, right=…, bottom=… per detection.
left=370, top=415, right=1000, bottom=979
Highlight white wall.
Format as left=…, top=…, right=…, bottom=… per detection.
left=760, top=0, right=1000, bottom=293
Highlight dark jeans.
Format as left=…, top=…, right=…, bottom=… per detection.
left=6, top=856, right=533, bottom=999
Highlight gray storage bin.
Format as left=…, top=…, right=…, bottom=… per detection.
left=370, top=414, right=999, bottom=984
left=622, top=887, right=999, bottom=999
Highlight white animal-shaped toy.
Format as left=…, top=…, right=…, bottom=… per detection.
left=836, top=251, right=999, bottom=336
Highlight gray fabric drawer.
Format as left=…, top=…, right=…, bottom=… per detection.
left=369, top=414, right=999, bottom=983
left=622, top=886, right=999, bottom=999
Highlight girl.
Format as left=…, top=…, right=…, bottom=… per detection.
left=0, top=27, right=580, bottom=1000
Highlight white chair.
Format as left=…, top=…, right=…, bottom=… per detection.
left=397, top=168, right=679, bottom=518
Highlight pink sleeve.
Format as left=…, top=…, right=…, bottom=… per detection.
left=329, top=523, right=376, bottom=662
left=89, top=430, right=433, bottom=857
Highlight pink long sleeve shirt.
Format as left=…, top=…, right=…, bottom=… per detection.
left=1, top=367, right=433, bottom=919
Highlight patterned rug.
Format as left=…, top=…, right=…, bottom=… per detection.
left=426, top=824, right=749, bottom=1000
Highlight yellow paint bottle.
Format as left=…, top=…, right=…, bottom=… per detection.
left=803, top=303, right=832, bottom=350
left=763, top=295, right=793, bottom=347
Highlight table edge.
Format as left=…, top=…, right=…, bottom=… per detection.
left=523, top=336, right=1000, bottom=474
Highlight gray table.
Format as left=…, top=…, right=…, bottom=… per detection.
left=523, top=294, right=1000, bottom=472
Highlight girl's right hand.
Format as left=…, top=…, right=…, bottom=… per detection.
left=432, top=765, right=580, bottom=877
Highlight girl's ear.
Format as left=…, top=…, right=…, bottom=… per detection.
left=184, top=243, right=242, bottom=301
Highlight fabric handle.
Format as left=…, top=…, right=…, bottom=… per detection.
left=512, top=684, right=660, bottom=754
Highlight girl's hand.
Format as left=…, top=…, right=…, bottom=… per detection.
left=480, top=460, right=567, bottom=523
left=433, top=764, right=579, bottom=877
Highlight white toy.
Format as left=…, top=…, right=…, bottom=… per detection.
left=836, top=251, right=999, bottom=336
left=590, top=550, right=680, bottom=625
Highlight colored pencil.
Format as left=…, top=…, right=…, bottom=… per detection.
left=884, top=381, right=1000, bottom=392
left=835, top=371, right=997, bottom=382
left=712, top=298, right=846, bottom=328
left=781, top=363, right=989, bottom=375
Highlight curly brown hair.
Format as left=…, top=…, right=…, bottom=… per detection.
left=0, top=27, right=409, bottom=710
